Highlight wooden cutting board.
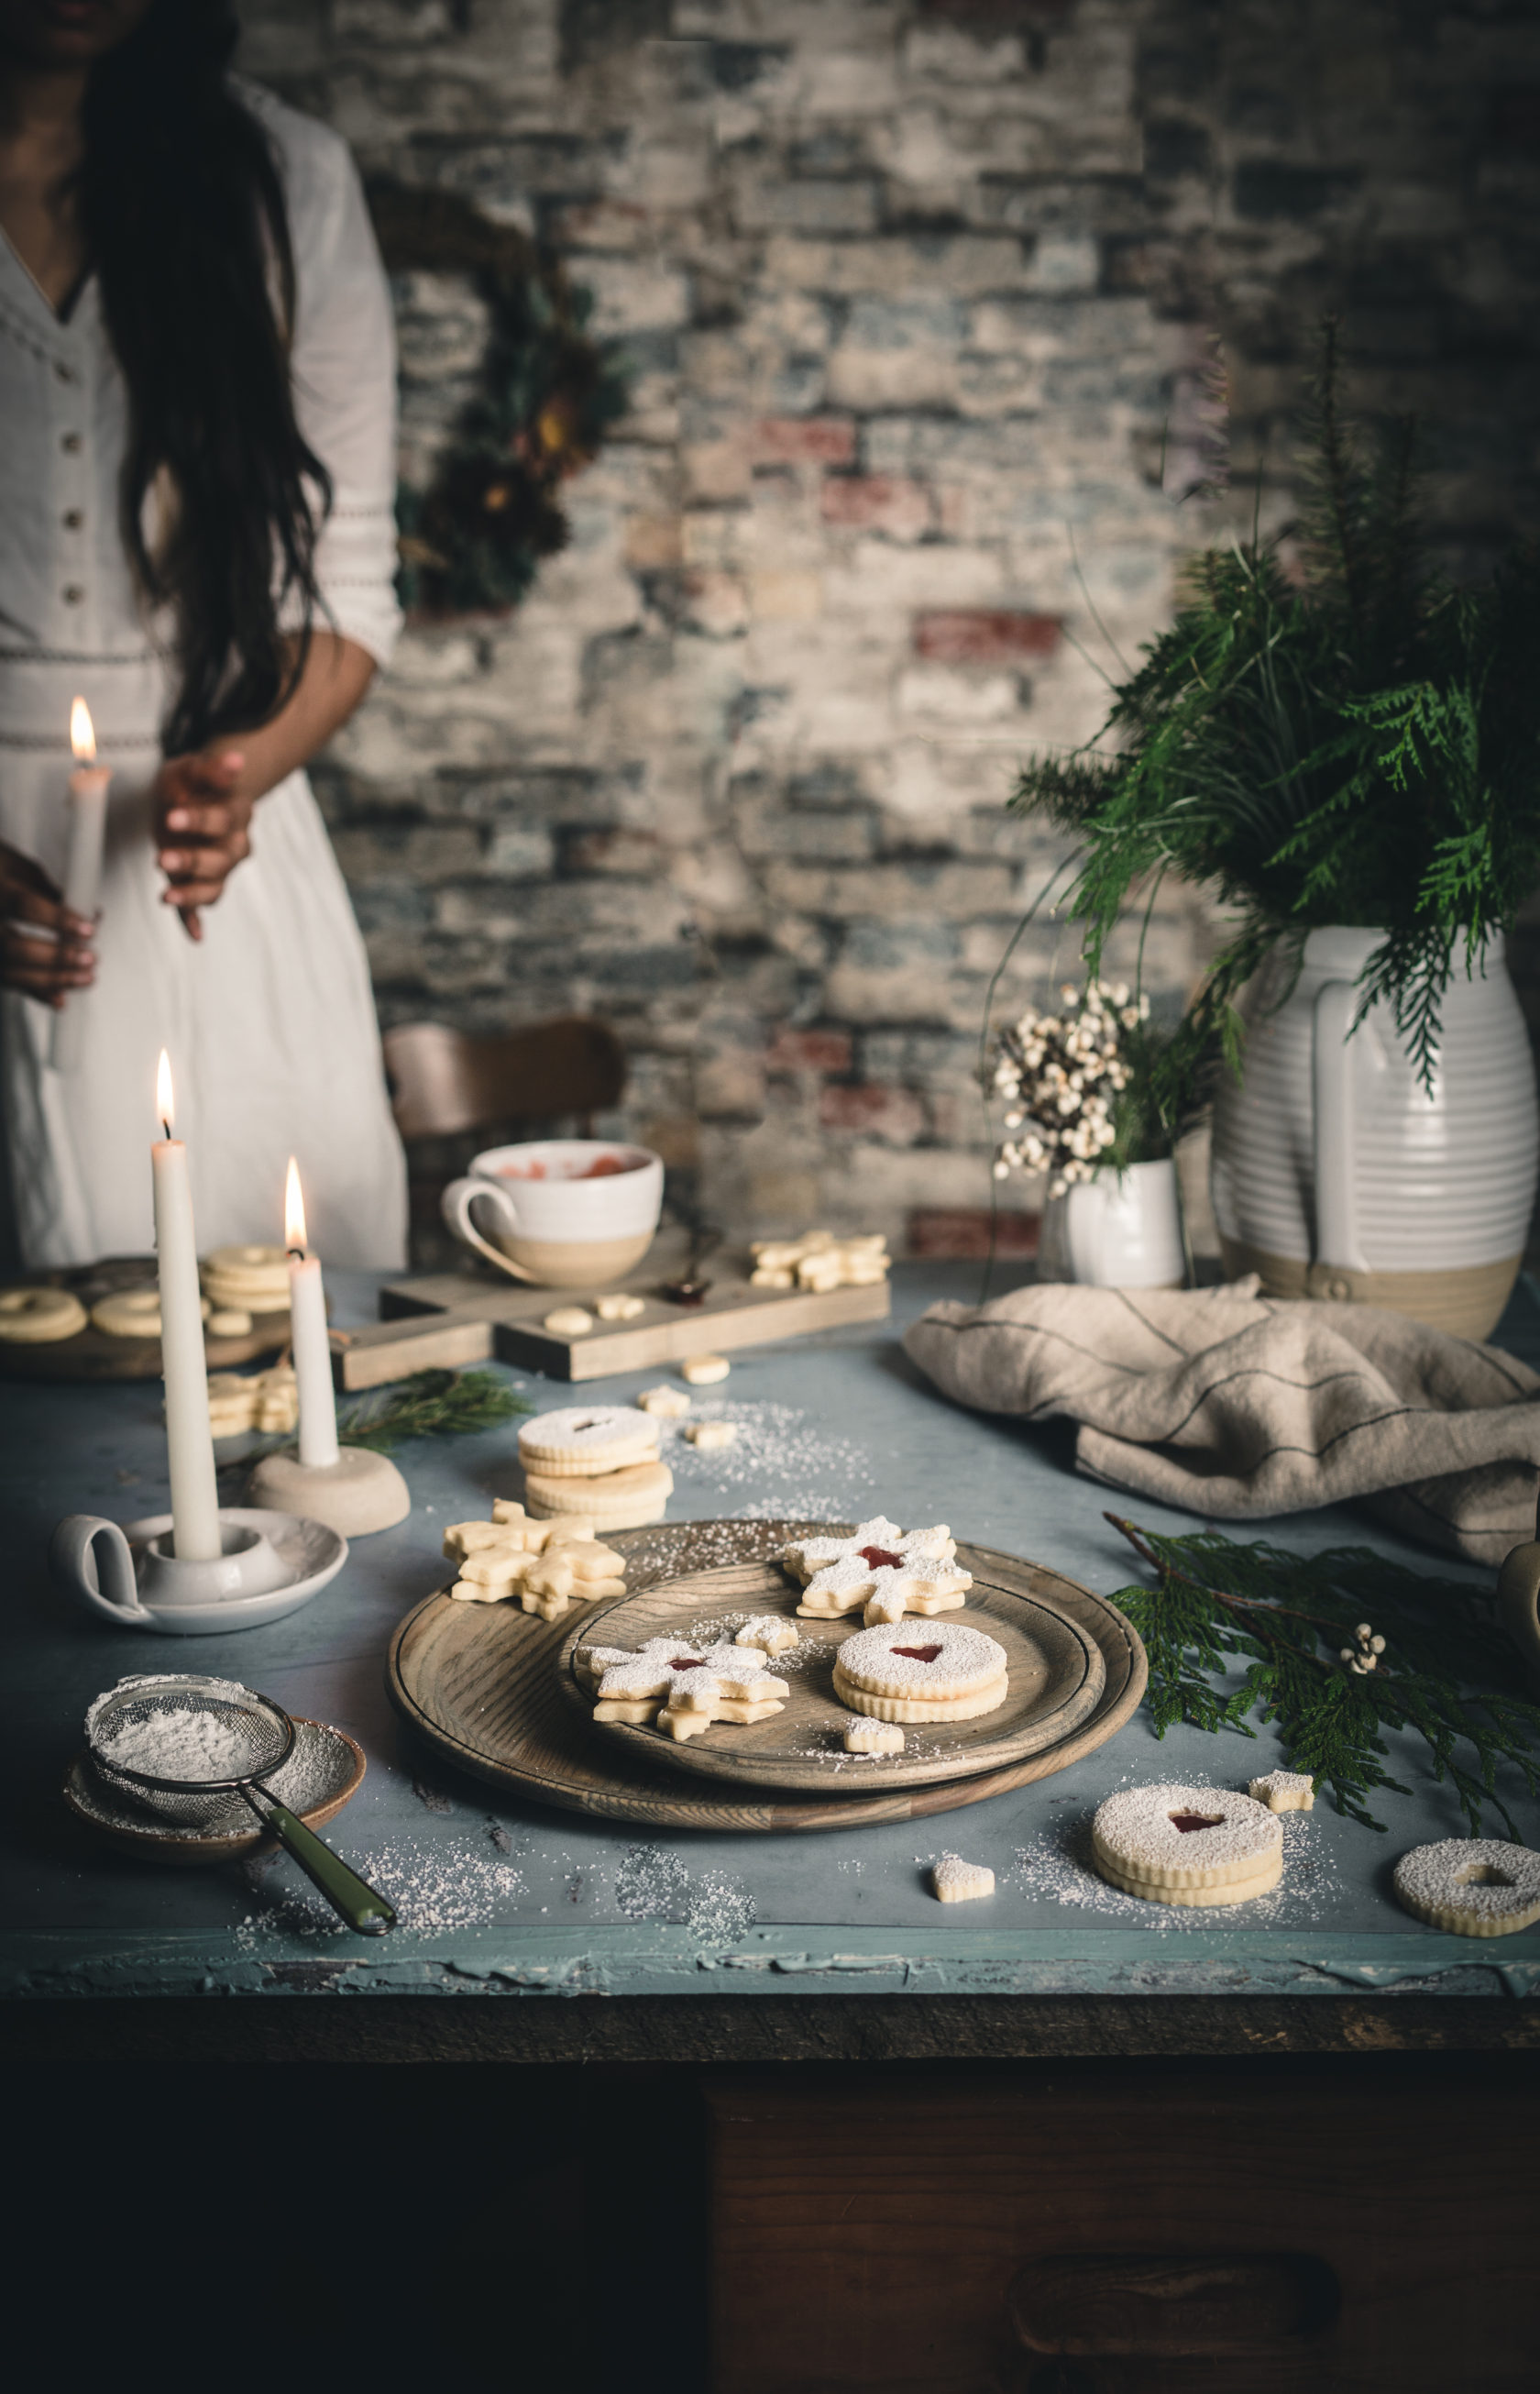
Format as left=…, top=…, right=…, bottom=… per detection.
left=384, top=1519, right=1148, bottom=1833
left=559, top=1558, right=1107, bottom=1795
left=333, top=1229, right=890, bottom=1389
left=0, top=1255, right=292, bottom=1383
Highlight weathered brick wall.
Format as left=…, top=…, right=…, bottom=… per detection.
left=239, top=0, right=1540, bottom=1257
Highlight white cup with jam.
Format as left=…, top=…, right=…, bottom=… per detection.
left=441, top=1140, right=664, bottom=1287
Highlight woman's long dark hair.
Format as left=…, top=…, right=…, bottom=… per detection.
left=81, top=0, right=330, bottom=755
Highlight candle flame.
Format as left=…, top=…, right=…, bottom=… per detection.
left=284, top=1155, right=307, bottom=1255
left=70, top=697, right=95, bottom=762
left=155, top=1049, right=174, bottom=1134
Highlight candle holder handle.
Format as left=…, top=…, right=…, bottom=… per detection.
left=50, top=1515, right=148, bottom=1623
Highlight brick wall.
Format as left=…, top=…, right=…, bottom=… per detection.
left=240, top=0, right=1540, bottom=1257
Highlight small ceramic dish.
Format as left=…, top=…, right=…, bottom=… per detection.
left=61, top=1716, right=367, bottom=1864
left=50, top=1506, right=347, bottom=1634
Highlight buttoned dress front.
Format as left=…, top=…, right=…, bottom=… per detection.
left=0, top=86, right=408, bottom=1270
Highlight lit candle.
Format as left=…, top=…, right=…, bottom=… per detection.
left=152, top=1049, right=222, bottom=1561
left=285, top=1156, right=339, bottom=1470
left=50, top=697, right=111, bottom=1075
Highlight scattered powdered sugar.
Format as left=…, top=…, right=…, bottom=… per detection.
left=613, top=1842, right=690, bottom=1919
left=238, top=1835, right=529, bottom=1939
left=685, top=1870, right=756, bottom=1944
left=652, top=1399, right=875, bottom=1520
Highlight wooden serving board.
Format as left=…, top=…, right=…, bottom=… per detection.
left=559, top=1561, right=1106, bottom=1795
left=0, top=1255, right=292, bottom=1383
left=384, top=1520, right=1148, bottom=1833
left=332, top=1229, right=890, bottom=1389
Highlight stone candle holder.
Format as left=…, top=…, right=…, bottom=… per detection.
left=246, top=1445, right=411, bottom=1539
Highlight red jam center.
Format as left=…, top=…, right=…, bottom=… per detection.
left=1169, top=1811, right=1225, bottom=1834
left=670, top=1658, right=707, bottom=1671
left=859, top=1546, right=903, bottom=1569
left=892, top=1644, right=943, bottom=1663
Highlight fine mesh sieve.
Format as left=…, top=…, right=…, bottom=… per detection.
left=84, top=1674, right=394, bottom=1934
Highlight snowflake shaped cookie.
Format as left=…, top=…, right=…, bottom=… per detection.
left=595, top=1638, right=778, bottom=1706
left=782, top=1519, right=970, bottom=1620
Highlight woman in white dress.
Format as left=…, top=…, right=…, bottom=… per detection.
left=0, top=0, right=407, bottom=1269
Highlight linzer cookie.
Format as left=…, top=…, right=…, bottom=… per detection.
left=782, top=1517, right=969, bottom=1621
left=831, top=1618, right=1008, bottom=1723
left=519, top=1406, right=659, bottom=1478
left=589, top=1636, right=789, bottom=1738
left=1392, top=1839, right=1540, bottom=1938
left=1091, top=1785, right=1283, bottom=1907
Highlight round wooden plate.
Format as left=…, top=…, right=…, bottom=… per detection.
left=384, top=1519, right=1148, bottom=1833
left=558, top=1559, right=1106, bottom=1793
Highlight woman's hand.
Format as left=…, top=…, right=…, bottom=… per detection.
left=0, top=839, right=95, bottom=1007
left=153, top=745, right=251, bottom=941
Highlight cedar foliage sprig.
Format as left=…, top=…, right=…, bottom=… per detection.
left=1009, top=321, right=1540, bottom=1093
left=1106, top=1514, right=1540, bottom=1836
left=336, top=1369, right=532, bottom=1452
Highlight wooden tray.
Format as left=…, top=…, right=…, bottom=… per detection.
left=559, top=1559, right=1106, bottom=1794
left=0, top=1255, right=291, bottom=1382
left=334, top=1229, right=891, bottom=1388
left=384, top=1520, right=1148, bottom=1832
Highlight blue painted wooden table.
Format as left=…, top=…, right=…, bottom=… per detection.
left=6, top=1263, right=1538, bottom=2008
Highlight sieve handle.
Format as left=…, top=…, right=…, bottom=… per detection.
left=249, top=1793, right=396, bottom=1934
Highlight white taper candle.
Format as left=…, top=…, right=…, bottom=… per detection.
left=51, top=698, right=110, bottom=1075
left=285, top=1156, right=339, bottom=1469
left=152, top=1049, right=222, bottom=1560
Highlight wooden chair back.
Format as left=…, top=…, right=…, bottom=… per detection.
left=382, top=1016, right=627, bottom=1142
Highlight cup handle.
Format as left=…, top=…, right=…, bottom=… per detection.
left=440, top=1175, right=540, bottom=1283
left=50, top=1515, right=149, bottom=1624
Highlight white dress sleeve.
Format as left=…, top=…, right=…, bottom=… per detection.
left=262, top=95, right=402, bottom=668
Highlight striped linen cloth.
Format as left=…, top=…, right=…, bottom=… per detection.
left=904, top=1276, right=1540, bottom=1564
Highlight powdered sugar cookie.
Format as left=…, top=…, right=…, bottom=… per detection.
left=685, top=1419, right=737, bottom=1450
left=799, top=1549, right=971, bottom=1621
left=736, top=1615, right=799, bottom=1657
left=782, top=1517, right=956, bottom=1586
left=1249, top=1770, right=1315, bottom=1813
left=842, top=1716, right=903, bottom=1756
left=636, top=1386, right=690, bottom=1418
left=658, top=1694, right=785, bottom=1739
left=681, top=1352, right=730, bottom=1385
left=518, top=1406, right=659, bottom=1477
left=1392, top=1840, right=1540, bottom=1937
left=0, top=1285, right=86, bottom=1343
left=832, top=1620, right=1008, bottom=1723
left=594, top=1638, right=779, bottom=1708
left=1092, top=1785, right=1282, bottom=1903
left=931, top=1855, right=995, bottom=1903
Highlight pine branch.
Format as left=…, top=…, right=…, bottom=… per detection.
left=337, top=1368, right=533, bottom=1451
left=1106, top=1514, right=1540, bottom=1835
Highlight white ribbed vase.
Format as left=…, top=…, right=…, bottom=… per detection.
left=1210, top=926, right=1539, bottom=1340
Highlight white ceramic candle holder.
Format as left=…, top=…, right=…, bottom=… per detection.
left=246, top=1444, right=411, bottom=1539
left=50, top=1506, right=347, bottom=1635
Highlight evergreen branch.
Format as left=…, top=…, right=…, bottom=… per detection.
left=1105, top=1514, right=1540, bottom=1835
left=337, top=1368, right=532, bottom=1451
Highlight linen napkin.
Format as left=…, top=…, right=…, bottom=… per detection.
left=903, top=1277, right=1540, bottom=1564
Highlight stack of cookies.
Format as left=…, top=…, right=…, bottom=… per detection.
left=203, top=1365, right=298, bottom=1440
left=444, top=1498, right=626, bottom=1621
left=518, top=1406, right=673, bottom=1530
left=201, top=1244, right=292, bottom=1339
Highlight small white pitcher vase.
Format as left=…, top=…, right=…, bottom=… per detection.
left=1210, top=926, right=1539, bottom=1340
left=1037, top=1157, right=1186, bottom=1288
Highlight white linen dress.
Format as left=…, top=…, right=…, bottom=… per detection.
left=0, top=84, right=408, bottom=1270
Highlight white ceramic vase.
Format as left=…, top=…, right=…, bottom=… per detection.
left=1209, top=926, right=1539, bottom=1340
left=1037, top=1157, right=1186, bottom=1289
